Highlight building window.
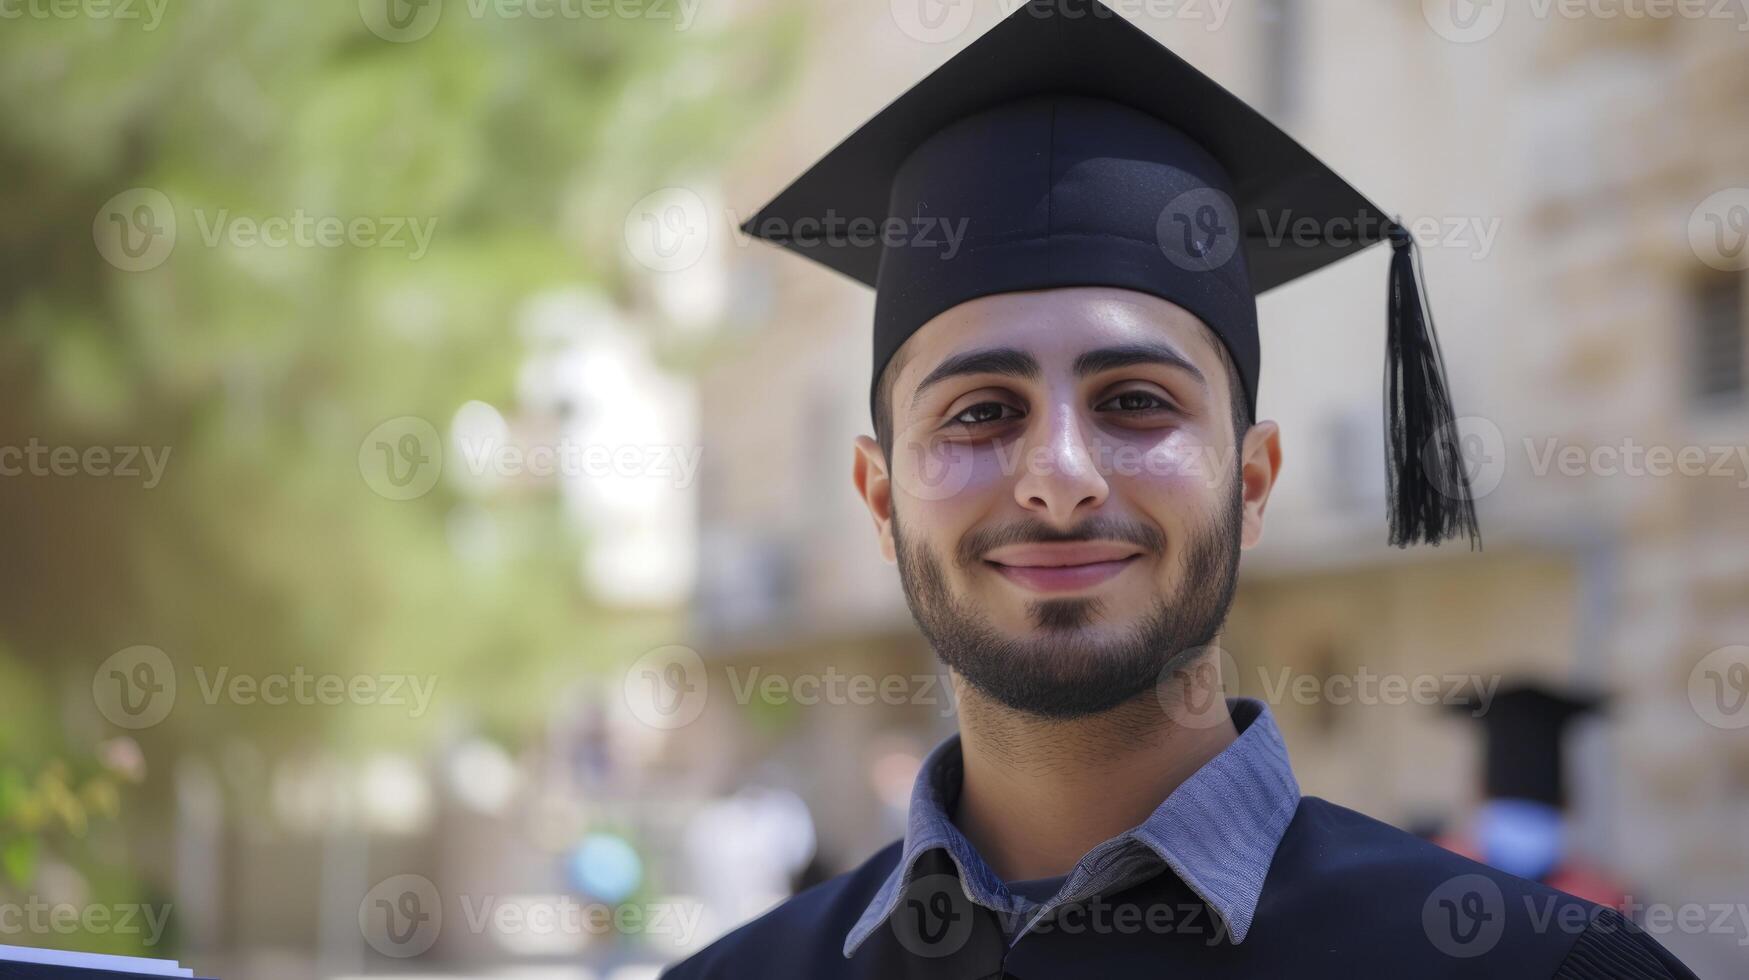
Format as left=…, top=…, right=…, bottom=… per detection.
left=1690, top=271, right=1745, bottom=411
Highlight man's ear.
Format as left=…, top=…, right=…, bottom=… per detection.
left=1238, top=420, right=1282, bottom=550
left=853, top=435, right=897, bottom=563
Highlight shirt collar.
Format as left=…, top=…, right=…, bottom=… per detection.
left=844, top=696, right=1299, bottom=957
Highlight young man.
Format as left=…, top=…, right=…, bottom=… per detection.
left=665, top=2, right=1697, bottom=976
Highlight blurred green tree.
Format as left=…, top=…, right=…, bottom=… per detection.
left=0, top=0, right=803, bottom=956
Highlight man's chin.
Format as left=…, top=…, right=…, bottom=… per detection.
left=957, top=664, right=1159, bottom=720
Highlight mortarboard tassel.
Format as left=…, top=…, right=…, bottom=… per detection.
left=1384, top=221, right=1481, bottom=550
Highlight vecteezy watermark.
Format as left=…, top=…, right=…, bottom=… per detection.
left=1422, top=418, right=1749, bottom=503
left=190, top=209, right=437, bottom=260
left=1611, top=897, right=1749, bottom=946
left=0, top=440, right=172, bottom=488
left=624, top=187, right=713, bottom=274
left=93, top=188, right=438, bottom=272
left=1423, top=874, right=1749, bottom=955
left=93, top=189, right=176, bottom=272
left=92, top=645, right=439, bottom=729
left=1255, top=666, right=1500, bottom=713
left=622, top=645, right=710, bottom=729
left=621, top=646, right=961, bottom=729
left=0, top=899, right=173, bottom=948
left=1423, top=0, right=1749, bottom=43
left=890, top=874, right=978, bottom=958
left=357, top=415, right=705, bottom=501
left=1423, top=873, right=1507, bottom=957
left=453, top=434, right=704, bottom=488
left=890, top=0, right=1236, bottom=45
left=359, top=416, right=444, bottom=501
left=1157, top=195, right=1503, bottom=272
left=358, top=0, right=701, bottom=42
left=358, top=874, right=704, bottom=959
left=0, top=0, right=169, bottom=29
left=1158, top=646, right=1502, bottom=729
left=361, top=875, right=444, bottom=958
left=889, top=428, right=1248, bottom=504
left=1690, top=188, right=1749, bottom=273
left=623, top=190, right=972, bottom=274
left=723, top=666, right=959, bottom=718
left=1519, top=437, right=1749, bottom=488
left=1688, top=645, right=1749, bottom=730
left=889, top=873, right=1242, bottom=956
left=727, top=208, right=969, bottom=264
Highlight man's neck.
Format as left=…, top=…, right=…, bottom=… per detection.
left=950, top=667, right=1239, bottom=883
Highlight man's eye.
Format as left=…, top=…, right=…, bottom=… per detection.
left=1100, top=391, right=1171, bottom=413
left=951, top=402, right=1019, bottom=426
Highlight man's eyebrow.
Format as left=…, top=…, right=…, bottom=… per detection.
left=908, top=341, right=1208, bottom=410
left=1073, top=343, right=1207, bottom=390
left=910, top=347, right=1041, bottom=408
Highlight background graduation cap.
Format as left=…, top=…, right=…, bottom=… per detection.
left=739, top=0, right=1480, bottom=548
left=1449, top=683, right=1610, bottom=809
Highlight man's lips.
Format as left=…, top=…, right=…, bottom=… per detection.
left=982, top=542, right=1146, bottom=593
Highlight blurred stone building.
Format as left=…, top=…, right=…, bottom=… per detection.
left=687, top=2, right=1747, bottom=973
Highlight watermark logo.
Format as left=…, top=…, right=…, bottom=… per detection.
left=452, top=434, right=704, bottom=487
left=890, top=0, right=977, bottom=43
left=891, top=873, right=976, bottom=958
left=1689, top=188, right=1749, bottom=272
left=1423, top=873, right=1506, bottom=957
left=891, top=424, right=981, bottom=503
left=0, top=0, right=170, bottom=28
left=360, top=0, right=443, bottom=41
left=94, top=188, right=176, bottom=272
left=1425, top=415, right=1507, bottom=502
left=1157, top=188, right=1241, bottom=274
left=360, top=874, right=443, bottom=958
left=359, top=877, right=703, bottom=955
left=93, top=647, right=439, bottom=729
left=0, top=440, right=172, bottom=487
left=92, top=645, right=176, bottom=730
left=721, top=666, right=959, bottom=718
left=993, top=0, right=1235, bottom=31
left=1422, top=0, right=1508, bottom=42
left=362, top=0, right=701, bottom=38
left=1158, top=644, right=1241, bottom=731
left=625, top=187, right=711, bottom=273
left=360, top=416, right=443, bottom=501
left=1426, top=0, right=1749, bottom=43
left=0, top=899, right=172, bottom=947
left=1689, top=645, right=1749, bottom=730
left=622, top=644, right=709, bottom=729
left=192, top=208, right=437, bottom=259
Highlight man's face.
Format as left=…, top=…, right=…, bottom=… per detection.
left=852, top=286, right=1281, bottom=719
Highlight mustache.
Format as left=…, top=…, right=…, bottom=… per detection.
left=955, top=516, right=1167, bottom=569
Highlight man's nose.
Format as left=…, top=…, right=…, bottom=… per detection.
left=1012, top=403, right=1109, bottom=524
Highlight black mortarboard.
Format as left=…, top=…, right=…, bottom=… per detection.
left=1448, top=683, right=1609, bottom=809
left=739, top=0, right=1480, bottom=548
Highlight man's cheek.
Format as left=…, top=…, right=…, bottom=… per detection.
left=1132, top=434, right=1229, bottom=490
left=894, top=442, right=1015, bottom=505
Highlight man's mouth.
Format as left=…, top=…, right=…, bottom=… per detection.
left=981, top=541, right=1146, bottom=594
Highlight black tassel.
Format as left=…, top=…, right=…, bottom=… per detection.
left=1384, top=221, right=1481, bottom=549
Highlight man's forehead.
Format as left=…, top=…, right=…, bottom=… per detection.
left=894, top=287, right=1224, bottom=390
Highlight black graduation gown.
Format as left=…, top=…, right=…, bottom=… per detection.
left=662, top=797, right=1697, bottom=979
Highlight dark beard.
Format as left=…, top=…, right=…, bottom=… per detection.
left=893, top=475, right=1243, bottom=720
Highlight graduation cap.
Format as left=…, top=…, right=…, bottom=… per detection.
left=739, top=0, right=1480, bottom=548
left=1449, top=683, right=1609, bottom=809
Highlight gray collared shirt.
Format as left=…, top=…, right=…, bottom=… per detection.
left=844, top=696, right=1300, bottom=957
